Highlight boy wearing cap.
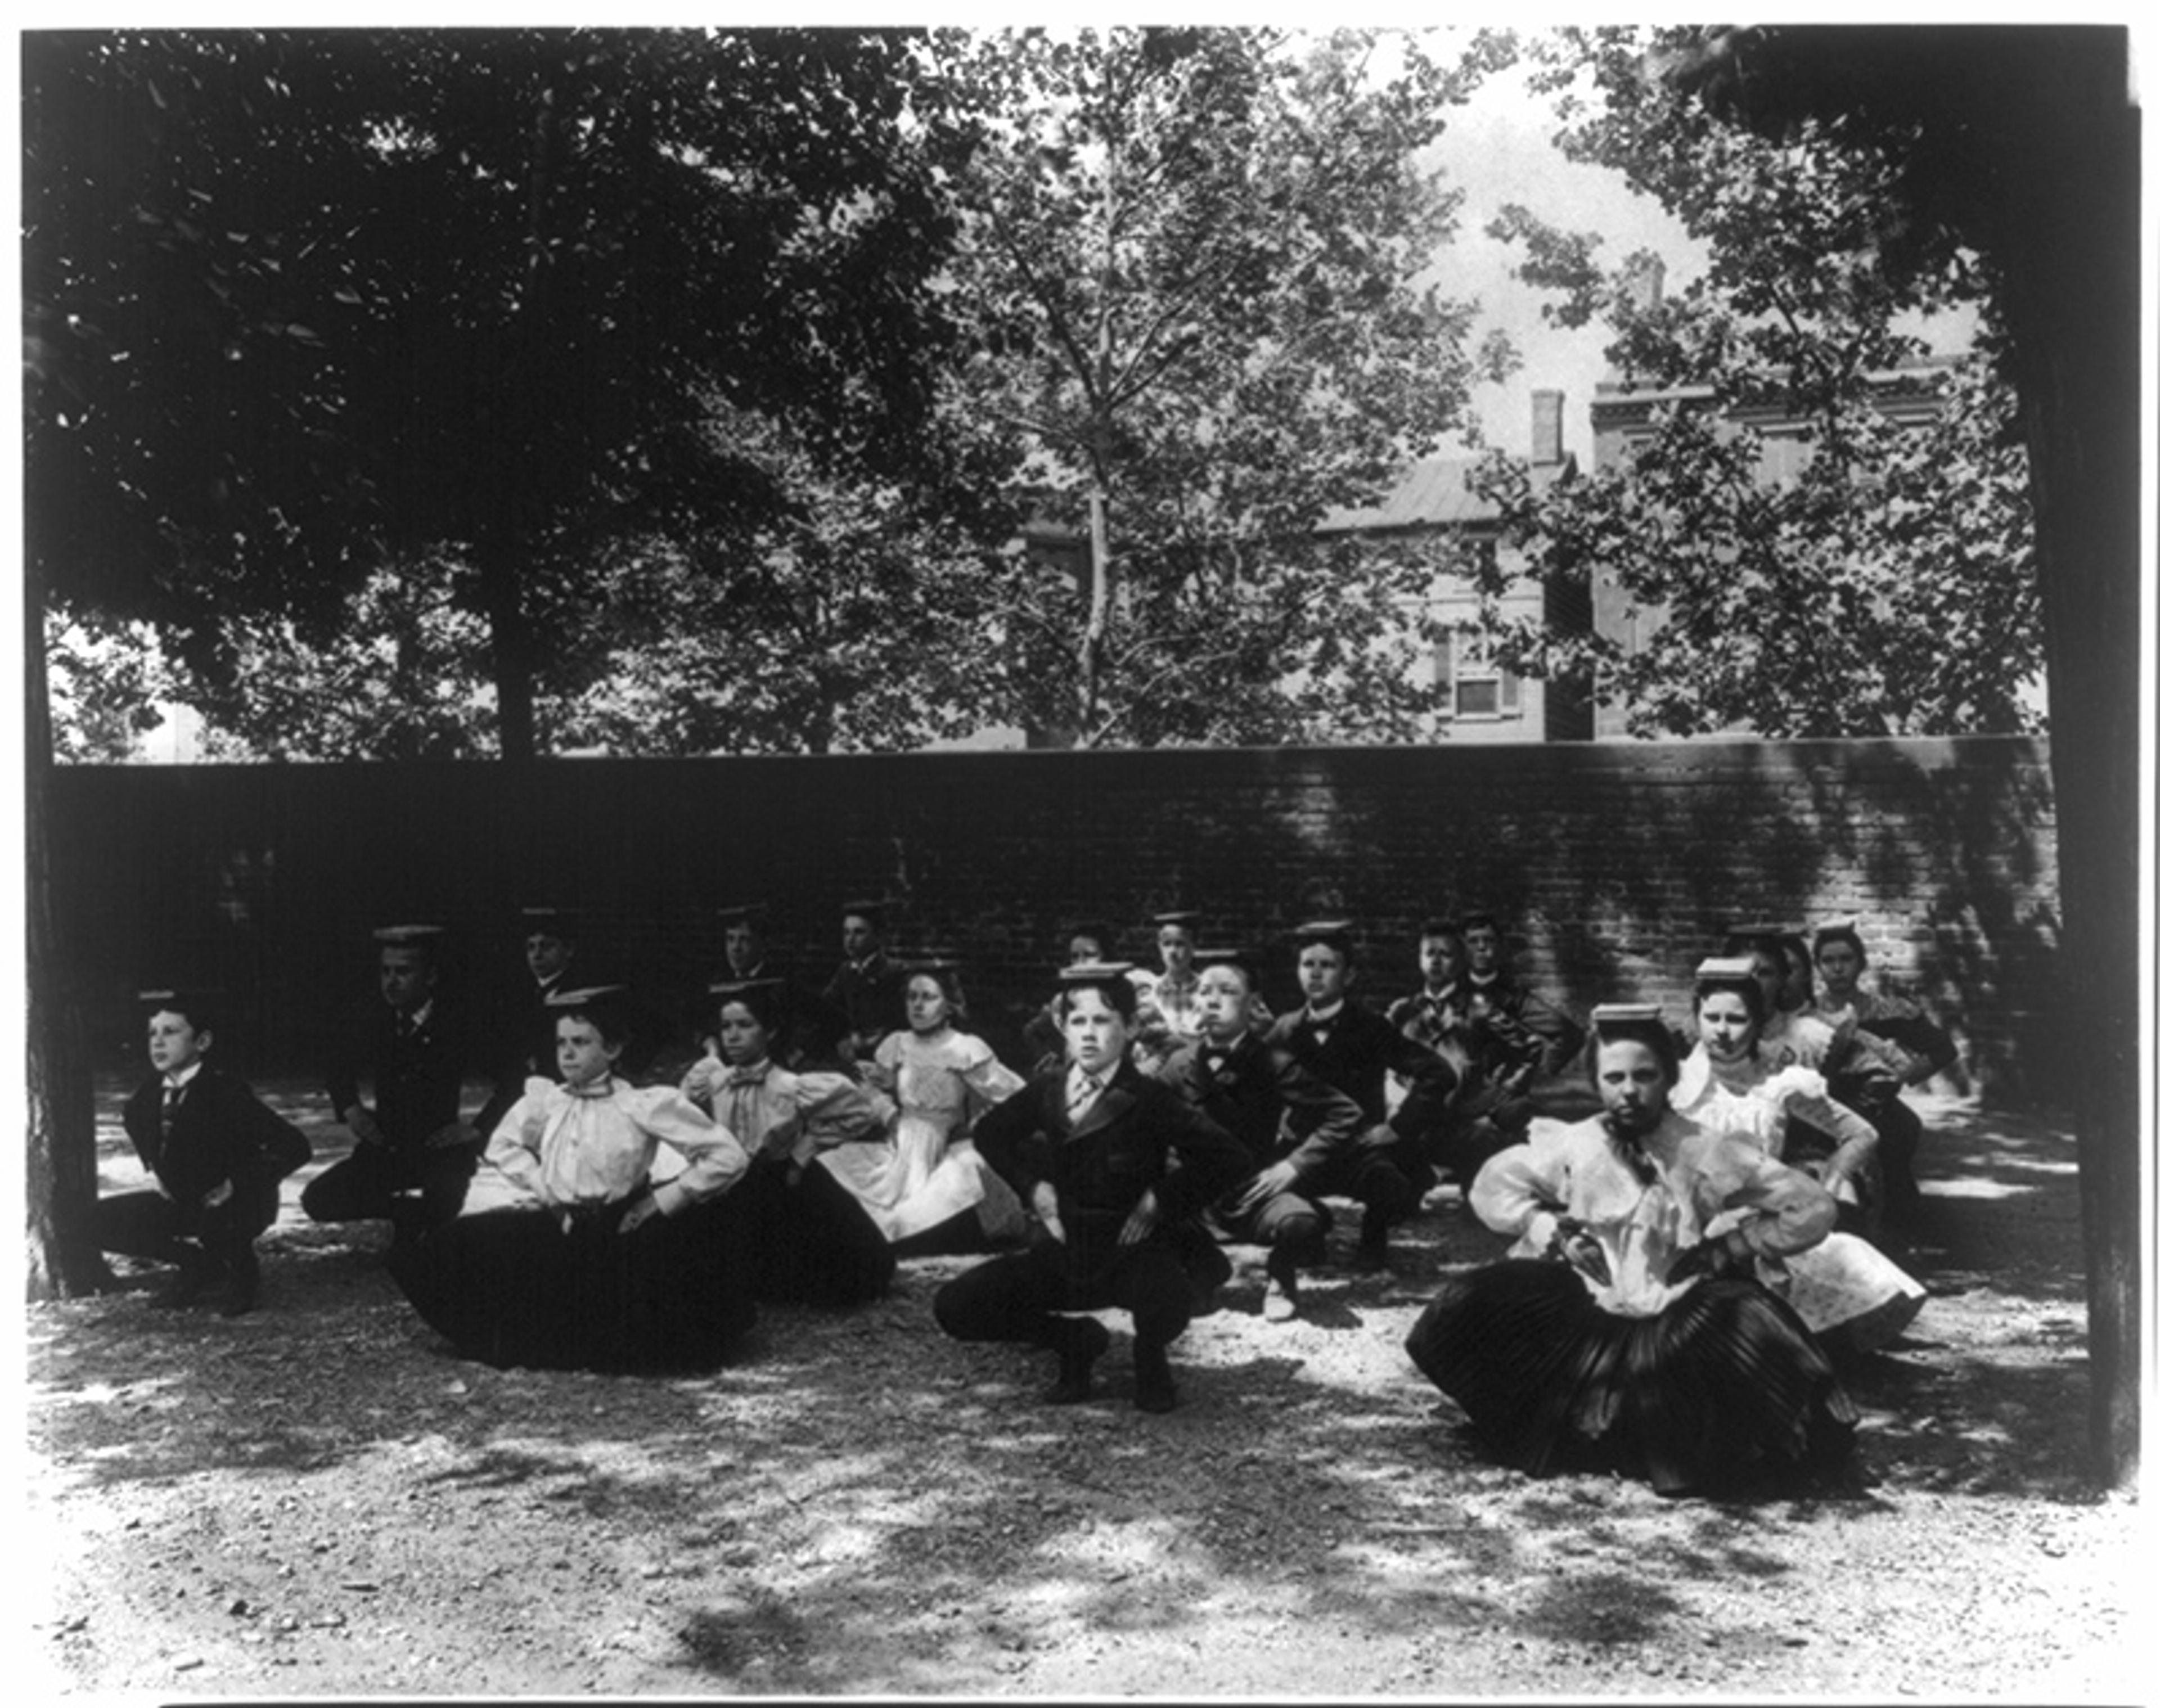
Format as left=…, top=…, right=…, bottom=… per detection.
left=935, top=963, right=1247, bottom=1413
left=96, top=990, right=311, bottom=1315
left=821, top=899, right=907, bottom=1063
left=1162, top=950, right=1366, bottom=1321
left=1265, top=921, right=1456, bottom=1270
left=303, top=925, right=496, bottom=1239
left=713, top=903, right=849, bottom=1072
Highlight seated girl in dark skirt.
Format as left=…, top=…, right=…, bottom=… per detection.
left=390, top=986, right=756, bottom=1372
left=679, top=979, right=898, bottom=1306
left=1405, top=1004, right=1857, bottom=1498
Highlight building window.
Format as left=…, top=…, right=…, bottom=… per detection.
left=1434, top=627, right=1522, bottom=721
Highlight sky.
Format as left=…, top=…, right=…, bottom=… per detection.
left=1420, top=46, right=1707, bottom=465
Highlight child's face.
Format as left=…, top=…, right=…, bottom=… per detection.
left=716, top=1002, right=771, bottom=1067
left=146, top=1009, right=210, bottom=1078
left=1063, top=989, right=1130, bottom=1076
left=1697, top=990, right=1758, bottom=1063
left=379, top=947, right=436, bottom=1013
left=556, top=1017, right=622, bottom=1088
left=1464, top=926, right=1501, bottom=977
left=1197, top=966, right=1251, bottom=1041
left=1749, top=950, right=1785, bottom=1020
left=841, top=915, right=879, bottom=962
left=1816, top=940, right=1864, bottom=997
left=1156, top=924, right=1194, bottom=975
left=1066, top=934, right=1105, bottom=967
left=1419, top=935, right=1464, bottom=988
left=906, top=975, right=951, bottom=1034
left=1595, top=1039, right=1671, bottom=1137
left=525, top=932, right=573, bottom=983
left=1298, top=943, right=1352, bottom=1007
left=724, top=923, right=764, bottom=974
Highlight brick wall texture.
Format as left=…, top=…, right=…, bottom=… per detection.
left=47, top=736, right=2063, bottom=1103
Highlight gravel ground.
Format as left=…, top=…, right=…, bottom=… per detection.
left=25, top=1084, right=2144, bottom=1701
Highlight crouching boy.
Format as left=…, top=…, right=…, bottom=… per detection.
left=94, top=989, right=312, bottom=1317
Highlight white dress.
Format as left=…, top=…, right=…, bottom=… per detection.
left=1673, top=1048, right=1926, bottom=1353
left=821, top=1029, right=1028, bottom=1243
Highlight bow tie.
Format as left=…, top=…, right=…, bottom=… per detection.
left=724, top=1064, right=772, bottom=1089
left=564, top=1076, right=615, bottom=1100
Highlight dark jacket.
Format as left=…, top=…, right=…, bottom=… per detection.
left=974, top=1060, right=1247, bottom=1281
left=821, top=953, right=908, bottom=1052
left=1462, top=972, right=1586, bottom=1081
left=326, top=998, right=481, bottom=1150
left=123, top=1066, right=310, bottom=1204
left=1156, top=1031, right=1364, bottom=1181
left=1265, top=1001, right=1458, bottom=1144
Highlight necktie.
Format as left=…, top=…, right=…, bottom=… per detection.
left=160, top=1084, right=182, bottom=1139
left=1069, top=1071, right=1107, bottom=1120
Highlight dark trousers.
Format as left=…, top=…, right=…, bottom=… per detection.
left=934, top=1238, right=1198, bottom=1355
left=718, top=1159, right=896, bottom=1306
left=1306, top=1124, right=1422, bottom=1231
left=1212, top=1186, right=1329, bottom=1270
left=302, top=1140, right=478, bottom=1231
left=96, top=1171, right=280, bottom=1274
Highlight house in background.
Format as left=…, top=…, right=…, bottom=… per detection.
left=1312, top=387, right=1592, bottom=743
left=1011, top=388, right=1596, bottom=749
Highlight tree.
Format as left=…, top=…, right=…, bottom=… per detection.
left=1513, top=24, right=2139, bottom=1486
left=1472, top=349, right=2041, bottom=738
left=20, top=26, right=984, bottom=1297
left=24, top=28, right=976, bottom=762
left=923, top=26, right=1518, bottom=746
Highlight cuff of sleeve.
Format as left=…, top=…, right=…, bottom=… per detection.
left=650, top=1181, right=688, bottom=1218
left=1524, top=1210, right=1560, bottom=1254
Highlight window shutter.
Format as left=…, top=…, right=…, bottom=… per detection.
left=1433, top=628, right=1454, bottom=715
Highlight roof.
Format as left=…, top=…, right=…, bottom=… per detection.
left=1316, top=452, right=1574, bottom=536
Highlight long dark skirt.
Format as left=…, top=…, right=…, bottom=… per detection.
left=1405, top=1258, right=1858, bottom=1495
left=391, top=1198, right=755, bottom=1373
left=718, top=1159, right=896, bottom=1306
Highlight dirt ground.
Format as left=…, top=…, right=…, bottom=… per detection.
left=25, top=1083, right=2145, bottom=1701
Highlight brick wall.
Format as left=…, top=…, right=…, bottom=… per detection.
left=46, top=736, right=2062, bottom=1102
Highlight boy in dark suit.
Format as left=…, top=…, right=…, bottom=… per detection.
left=935, top=963, right=1247, bottom=1413
left=1159, top=949, right=1365, bottom=1322
left=303, top=924, right=492, bottom=1240
left=1264, top=920, right=1457, bottom=1270
left=820, top=898, right=906, bottom=1065
left=713, top=902, right=849, bottom=1071
left=94, top=989, right=310, bottom=1315
left=1387, top=918, right=1546, bottom=1186
left=1460, top=908, right=1586, bottom=1083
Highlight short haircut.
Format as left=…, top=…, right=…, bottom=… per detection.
left=1588, top=1015, right=1680, bottom=1084
left=1059, top=974, right=1138, bottom=1024
left=1459, top=910, right=1500, bottom=935
left=714, top=984, right=785, bottom=1034
left=1694, top=968, right=1768, bottom=1026
left=141, top=989, right=219, bottom=1035
left=1295, top=926, right=1357, bottom=963
left=1418, top=919, right=1465, bottom=944
left=555, top=999, right=631, bottom=1047
left=1814, top=922, right=1867, bottom=965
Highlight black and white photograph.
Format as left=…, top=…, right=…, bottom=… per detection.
left=16, top=15, right=2148, bottom=1700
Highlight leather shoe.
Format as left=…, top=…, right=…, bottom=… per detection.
left=1133, top=1341, right=1178, bottom=1413
left=218, top=1247, right=260, bottom=1318
left=1045, top=1318, right=1110, bottom=1404
left=1262, top=1249, right=1300, bottom=1322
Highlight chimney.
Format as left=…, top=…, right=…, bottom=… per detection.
left=1531, top=389, right=1565, bottom=468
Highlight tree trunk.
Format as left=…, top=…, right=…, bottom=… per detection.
left=476, top=540, right=539, bottom=763
left=2001, top=46, right=2141, bottom=1489
left=25, top=588, right=111, bottom=1301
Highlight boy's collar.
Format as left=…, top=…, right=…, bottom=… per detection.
left=162, top=1060, right=205, bottom=1090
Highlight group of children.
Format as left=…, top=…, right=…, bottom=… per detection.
left=97, top=900, right=1954, bottom=1495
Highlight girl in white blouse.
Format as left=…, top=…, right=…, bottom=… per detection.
left=680, top=980, right=897, bottom=1305
left=821, top=961, right=1029, bottom=1254
left=1406, top=1004, right=1858, bottom=1498
left=389, top=986, right=755, bottom=1371
left=1677, top=961, right=1927, bottom=1357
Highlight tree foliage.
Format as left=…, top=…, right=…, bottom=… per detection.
left=1468, top=26, right=2040, bottom=738
left=921, top=26, right=1518, bottom=746
left=24, top=28, right=976, bottom=759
